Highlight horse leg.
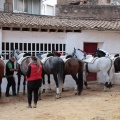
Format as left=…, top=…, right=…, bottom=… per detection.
left=101, top=70, right=110, bottom=91
left=107, top=64, right=115, bottom=89
left=47, top=74, right=52, bottom=92
left=53, top=74, right=61, bottom=99
left=0, top=79, right=2, bottom=98
left=42, top=74, right=46, bottom=93
left=0, top=85, right=1, bottom=98
left=17, top=73, right=21, bottom=95
left=83, top=71, right=89, bottom=89
left=23, top=76, right=26, bottom=95
left=62, top=74, right=65, bottom=92
left=72, top=75, right=79, bottom=95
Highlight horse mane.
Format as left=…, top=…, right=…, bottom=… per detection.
left=52, top=50, right=62, bottom=57
left=47, top=53, right=54, bottom=57
left=114, top=54, right=119, bottom=57
left=23, top=53, right=31, bottom=57
left=94, top=49, right=106, bottom=57
left=66, top=55, right=73, bottom=59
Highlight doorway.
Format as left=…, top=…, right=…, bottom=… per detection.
left=84, top=43, right=97, bottom=81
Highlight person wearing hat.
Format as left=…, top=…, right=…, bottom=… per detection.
left=5, top=56, right=17, bottom=97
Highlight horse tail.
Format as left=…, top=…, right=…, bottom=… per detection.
left=58, top=59, right=64, bottom=93
left=108, top=59, right=115, bottom=87
left=77, top=60, right=84, bottom=95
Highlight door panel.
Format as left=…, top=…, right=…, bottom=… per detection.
left=84, top=43, right=97, bottom=81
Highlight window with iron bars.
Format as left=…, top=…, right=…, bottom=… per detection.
left=2, top=42, right=66, bottom=60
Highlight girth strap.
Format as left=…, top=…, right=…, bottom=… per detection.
left=85, top=63, right=90, bottom=73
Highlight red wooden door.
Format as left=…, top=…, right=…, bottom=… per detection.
left=84, top=43, right=97, bottom=81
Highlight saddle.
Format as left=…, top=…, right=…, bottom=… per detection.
left=83, top=55, right=97, bottom=63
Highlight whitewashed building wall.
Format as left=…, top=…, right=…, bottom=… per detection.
left=66, top=30, right=120, bottom=54
left=1, top=29, right=120, bottom=93
left=0, top=0, right=5, bottom=11
left=41, top=0, right=57, bottom=15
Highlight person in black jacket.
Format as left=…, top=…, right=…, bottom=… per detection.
left=5, top=56, right=17, bottom=97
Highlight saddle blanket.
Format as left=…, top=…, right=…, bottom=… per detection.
left=17, top=56, right=31, bottom=64
left=41, top=56, right=53, bottom=64
left=63, top=58, right=71, bottom=63
left=83, top=56, right=97, bottom=63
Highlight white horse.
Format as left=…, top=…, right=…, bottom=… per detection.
left=72, top=48, right=115, bottom=91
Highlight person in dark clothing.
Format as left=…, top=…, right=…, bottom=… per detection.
left=5, top=56, right=17, bottom=97
left=26, top=56, right=42, bottom=108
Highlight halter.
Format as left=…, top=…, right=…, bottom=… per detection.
left=73, top=48, right=87, bottom=60
left=12, top=50, right=25, bottom=60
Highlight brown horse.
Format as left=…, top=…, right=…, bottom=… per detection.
left=114, top=57, right=120, bottom=73
left=63, top=58, right=84, bottom=95
left=52, top=50, right=84, bottom=95
left=0, top=59, right=5, bottom=97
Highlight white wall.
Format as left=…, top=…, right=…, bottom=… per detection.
left=41, top=0, right=57, bottom=15
left=111, top=0, right=120, bottom=5
left=66, top=30, right=120, bottom=55
left=0, top=0, right=5, bottom=11
left=2, top=31, right=66, bottom=43
left=1, top=29, right=120, bottom=94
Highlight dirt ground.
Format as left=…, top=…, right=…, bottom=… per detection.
left=1, top=82, right=120, bottom=120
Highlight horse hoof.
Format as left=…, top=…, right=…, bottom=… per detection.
left=55, top=94, right=61, bottom=99
left=75, top=91, right=78, bottom=95
left=39, top=98, right=42, bottom=100
left=104, top=86, right=108, bottom=92
left=75, top=93, right=77, bottom=95
left=48, top=89, right=52, bottom=93
left=78, top=91, right=82, bottom=95
left=42, top=89, right=45, bottom=93
left=62, top=88, right=65, bottom=92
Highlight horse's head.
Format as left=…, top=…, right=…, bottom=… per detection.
left=12, top=49, right=25, bottom=60
left=0, top=55, right=4, bottom=60
left=95, top=49, right=110, bottom=58
left=37, top=52, right=48, bottom=60
left=52, top=51, right=63, bottom=57
left=72, top=48, right=85, bottom=60
left=94, top=49, right=106, bottom=57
